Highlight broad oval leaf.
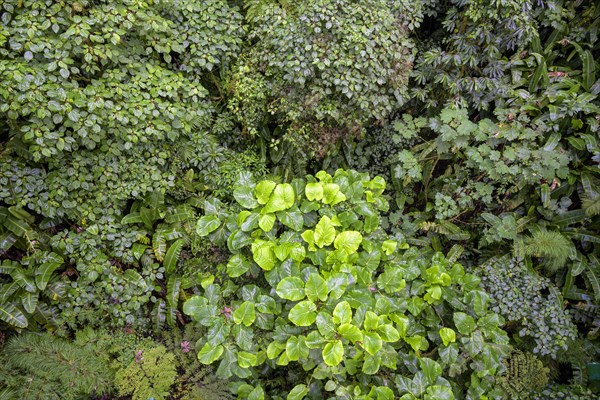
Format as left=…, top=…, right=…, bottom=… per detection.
left=233, top=301, right=256, bottom=326
left=287, top=384, right=309, bottom=400
left=276, top=277, right=306, bottom=301
left=305, top=182, right=323, bottom=201
left=322, top=340, right=344, bottom=366
left=263, top=183, right=296, bottom=214
left=453, top=312, right=476, bottom=335
left=332, top=301, right=352, bottom=325
left=227, top=254, right=251, bottom=278
left=234, top=185, right=259, bottom=209
left=338, top=323, right=363, bottom=343
left=196, top=215, right=221, bottom=236
left=255, top=180, right=277, bottom=205
left=288, top=300, right=317, bottom=326
left=334, top=231, right=363, bottom=254
left=362, top=331, right=383, bottom=355
left=198, top=343, right=224, bottom=364
left=314, top=216, right=336, bottom=248
left=305, top=273, right=328, bottom=302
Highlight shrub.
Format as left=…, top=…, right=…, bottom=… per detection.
left=185, top=169, right=510, bottom=398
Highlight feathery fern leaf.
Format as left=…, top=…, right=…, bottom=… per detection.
left=522, top=229, right=571, bottom=273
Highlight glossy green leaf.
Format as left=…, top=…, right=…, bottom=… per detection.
left=259, top=213, right=276, bottom=232
left=22, top=291, right=39, bottom=314
left=196, top=215, right=221, bottom=236
left=377, top=324, right=400, bottom=342
left=305, top=273, right=328, bottom=302
left=237, top=351, right=258, bottom=368
left=333, top=231, right=362, bottom=254
left=332, top=301, right=352, bottom=325
left=234, top=185, right=259, bottom=209
left=305, top=182, right=323, bottom=201
left=439, top=327, right=456, bottom=346
left=287, top=384, right=309, bottom=400
left=314, top=216, right=336, bottom=248
left=0, top=303, right=27, bottom=328
left=252, top=240, right=277, bottom=271
left=286, top=335, right=309, bottom=361
left=338, top=323, right=363, bottom=343
left=288, top=300, right=317, bottom=326
left=227, top=254, right=251, bottom=278
left=362, top=353, right=381, bottom=375
left=362, top=332, right=383, bottom=355
left=322, top=183, right=346, bottom=205
left=453, top=312, right=476, bottom=335
left=198, top=343, right=224, bottom=364
left=276, top=277, right=306, bottom=301
left=381, top=240, right=397, bottom=255
left=233, top=301, right=256, bottom=326
left=255, top=180, right=276, bottom=204
left=424, top=385, right=454, bottom=400
left=364, top=311, right=380, bottom=331
left=35, top=262, right=61, bottom=291
left=263, top=183, right=295, bottom=213
left=316, top=311, right=336, bottom=338
left=420, top=358, right=442, bottom=384
left=322, top=340, right=344, bottom=366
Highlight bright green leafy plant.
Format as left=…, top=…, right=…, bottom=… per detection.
left=185, top=170, right=510, bottom=398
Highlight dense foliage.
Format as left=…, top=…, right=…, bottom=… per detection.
left=1, top=0, right=599, bottom=399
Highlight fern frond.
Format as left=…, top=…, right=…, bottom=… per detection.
left=522, top=229, right=571, bottom=273
left=582, top=192, right=600, bottom=217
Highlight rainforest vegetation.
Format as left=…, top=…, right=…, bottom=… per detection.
left=1, top=0, right=599, bottom=399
